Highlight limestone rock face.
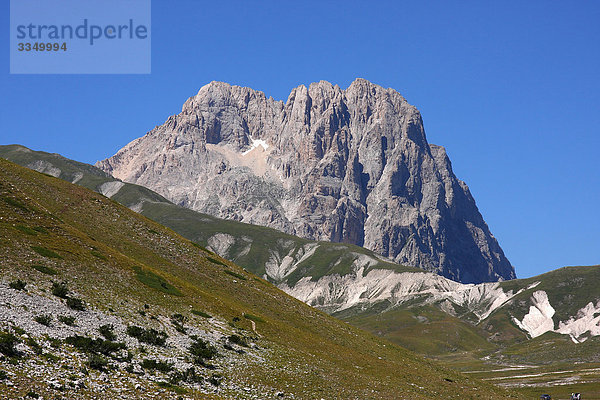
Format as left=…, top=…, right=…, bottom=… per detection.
left=97, top=79, right=515, bottom=283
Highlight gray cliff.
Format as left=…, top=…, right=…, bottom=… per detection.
left=97, top=79, right=515, bottom=283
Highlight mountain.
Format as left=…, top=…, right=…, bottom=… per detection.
left=0, top=157, right=526, bottom=399
left=96, top=79, right=515, bottom=284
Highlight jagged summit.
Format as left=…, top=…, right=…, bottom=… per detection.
left=97, top=79, right=515, bottom=283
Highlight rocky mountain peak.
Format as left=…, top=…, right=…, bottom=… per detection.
left=97, top=79, right=515, bottom=283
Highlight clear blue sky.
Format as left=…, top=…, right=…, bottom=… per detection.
left=1, top=1, right=598, bottom=278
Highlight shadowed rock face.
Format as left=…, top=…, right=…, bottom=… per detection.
left=97, top=78, right=515, bottom=283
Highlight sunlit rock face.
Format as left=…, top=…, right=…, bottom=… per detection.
left=97, top=79, right=515, bottom=284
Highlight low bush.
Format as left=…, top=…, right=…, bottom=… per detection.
left=87, top=354, right=108, bottom=371
left=0, top=332, right=20, bottom=357
left=26, top=337, right=42, bottom=355
left=227, top=334, right=248, bottom=347
left=34, top=315, right=52, bottom=327
left=9, top=279, right=26, bottom=291
left=191, top=241, right=212, bottom=253
left=90, top=250, right=107, bottom=261
left=33, top=226, right=48, bottom=234
left=141, top=358, right=173, bottom=373
left=98, top=324, right=116, bottom=341
left=126, top=325, right=167, bottom=346
left=51, top=281, right=69, bottom=298
left=189, top=336, right=218, bottom=365
left=208, top=374, right=222, bottom=387
left=58, top=316, right=76, bottom=326
left=66, top=297, right=85, bottom=311
left=170, top=314, right=186, bottom=334
left=65, top=335, right=126, bottom=356
left=172, top=367, right=203, bottom=384
left=2, top=196, right=29, bottom=212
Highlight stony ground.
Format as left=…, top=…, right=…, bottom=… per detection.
left=0, top=281, right=286, bottom=400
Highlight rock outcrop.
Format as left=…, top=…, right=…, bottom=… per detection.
left=97, top=79, right=515, bottom=283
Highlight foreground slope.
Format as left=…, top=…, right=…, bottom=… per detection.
left=0, top=158, right=521, bottom=399
left=96, top=79, right=515, bottom=283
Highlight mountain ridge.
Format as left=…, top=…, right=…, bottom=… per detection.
left=97, top=79, right=515, bottom=284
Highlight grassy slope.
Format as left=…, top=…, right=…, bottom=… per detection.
left=338, top=305, right=495, bottom=356
left=0, top=158, right=522, bottom=399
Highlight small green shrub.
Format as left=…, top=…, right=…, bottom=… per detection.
left=0, top=370, right=8, bottom=380
left=58, top=316, right=76, bottom=326
left=98, top=324, right=116, bottom=341
left=170, top=314, right=186, bottom=334
left=182, top=367, right=203, bottom=384
left=42, top=352, right=60, bottom=362
left=26, top=337, right=42, bottom=354
left=189, top=336, right=217, bottom=365
left=25, top=391, right=40, bottom=398
left=65, top=335, right=126, bottom=356
left=0, top=332, right=20, bottom=357
left=224, top=270, right=247, bottom=280
left=14, top=225, right=37, bottom=235
left=31, top=264, right=58, bottom=275
left=33, top=226, right=48, bottom=234
left=171, top=313, right=185, bottom=323
left=191, top=309, right=211, bottom=318
left=66, top=297, right=85, bottom=311
left=46, top=335, right=61, bottom=348
left=34, top=314, right=52, bottom=326
left=11, top=325, right=25, bottom=335
left=126, top=326, right=167, bottom=346
left=9, top=279, right=26, bottom=291
left=141, top=358, right=173, bottom=373
left=51, top=281, right=69, bottom=298
left=227, top=334, right=249, bottom=347
left=31, top=246, right=62, bottom=259
left=87, top=354, right=108, bottom=371
left=208, top=374, right=222, bottom=386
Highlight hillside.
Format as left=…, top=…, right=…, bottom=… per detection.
left=0, top=158, right=522, bottom=399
